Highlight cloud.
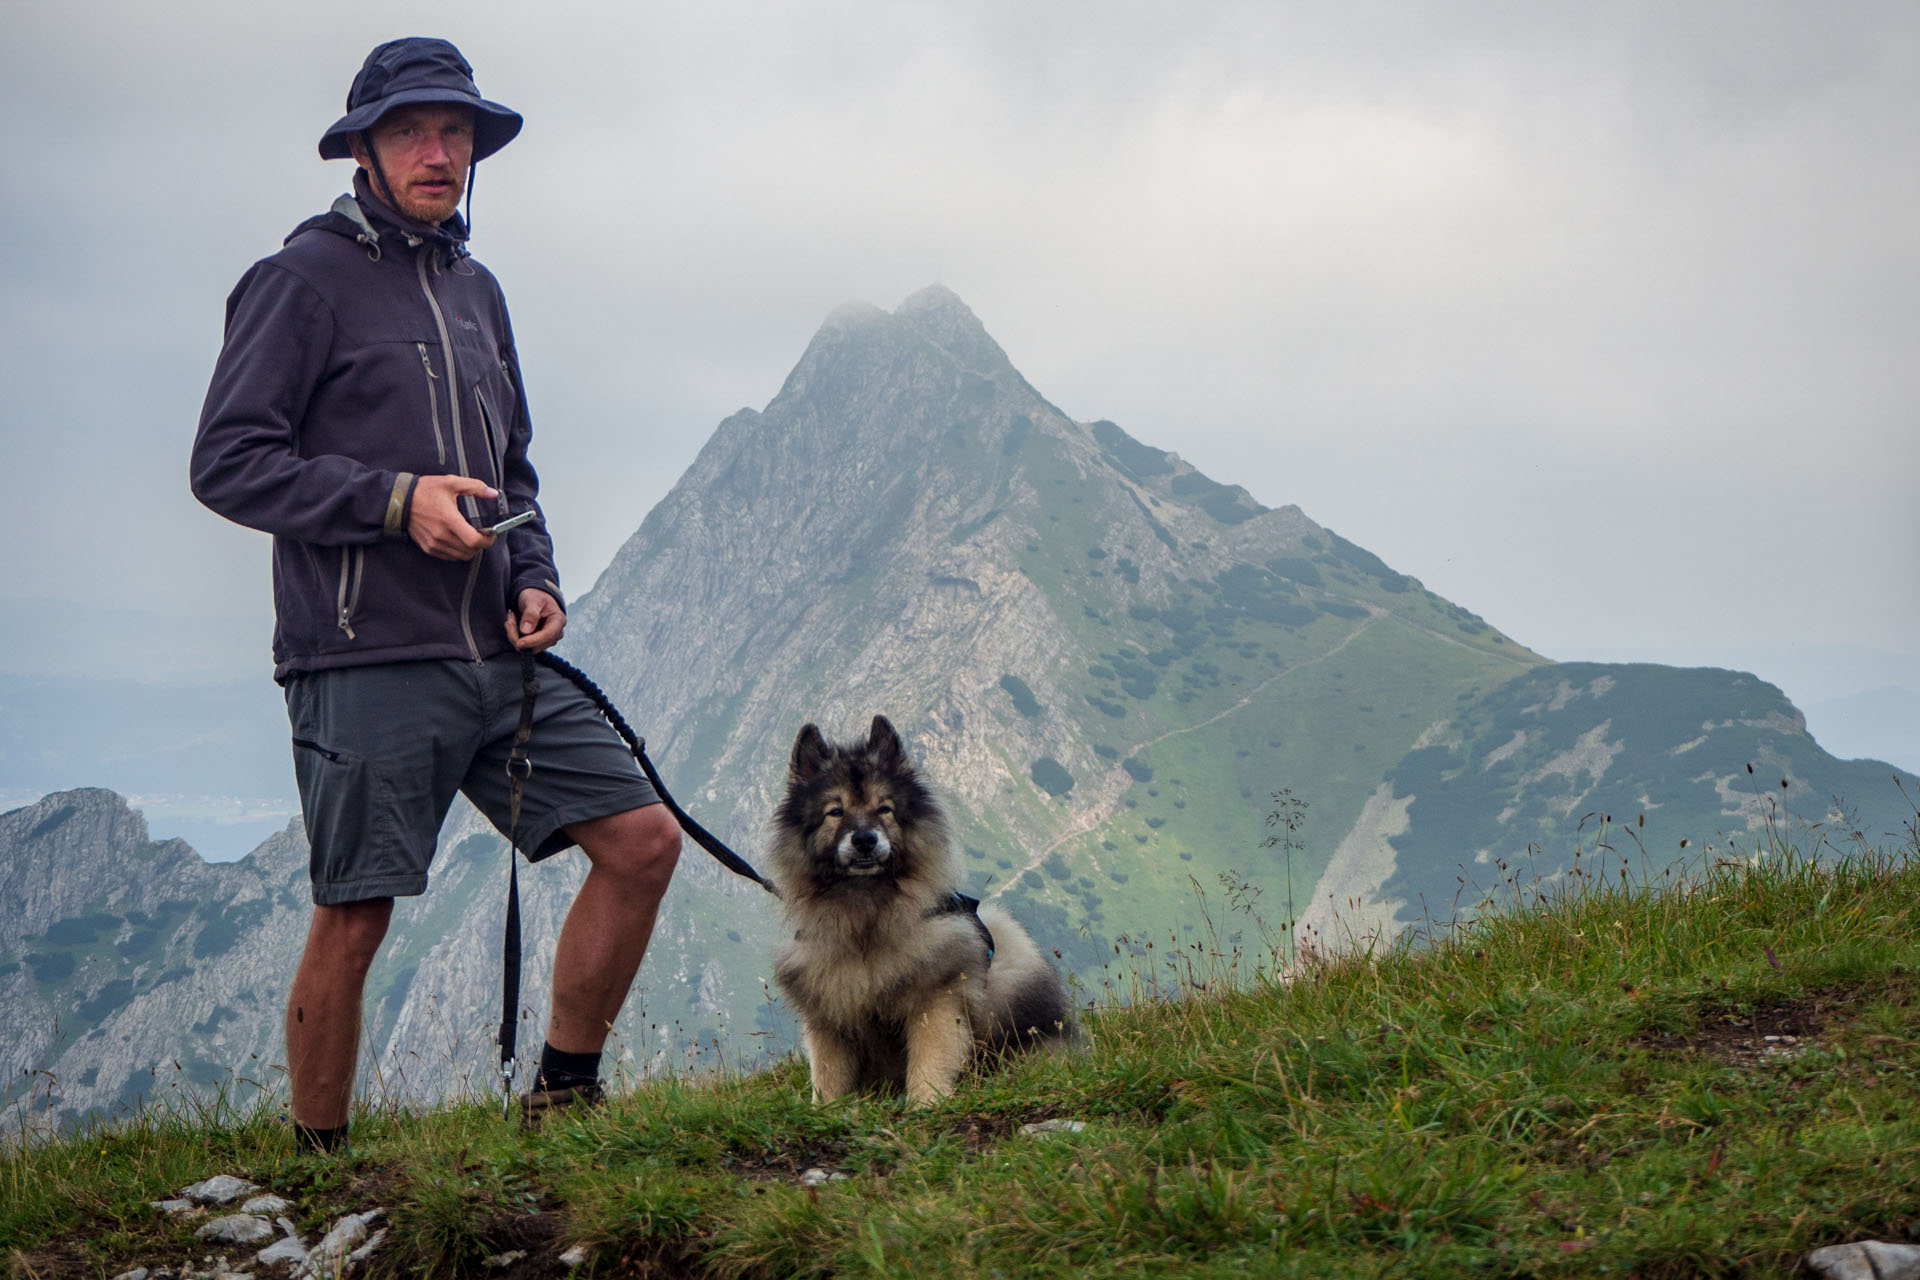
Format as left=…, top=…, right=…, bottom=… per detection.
left=2, top=0, right=1915, bottom=701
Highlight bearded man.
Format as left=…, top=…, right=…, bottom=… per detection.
left=191, top=37, right=679, bottom=1150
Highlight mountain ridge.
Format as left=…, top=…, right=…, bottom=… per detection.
left=6, top=285, right=1914, bottom=1128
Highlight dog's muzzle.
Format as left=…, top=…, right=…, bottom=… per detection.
left=836, top=826, right=892, bottom=875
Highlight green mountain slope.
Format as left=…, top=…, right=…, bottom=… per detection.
left=1371, top=663, right=1920, bottom=933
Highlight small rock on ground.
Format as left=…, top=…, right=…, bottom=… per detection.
left=798, top=1168, right=850, bottom=1187
left=1806, top=1242, right=1920, bottom=1280
left=179, top=1176, right=260, bottom=1205
left=1020, top=1119, right=1087, bottom=1138
left=255, top=1234, right=309, bottom=1269
left=300, top=1208, right=386, bottom=1277
left=559, top=1244, right=591, bottom=1267
left=240, top=1194, right=291, bottom=1216
left=197, top=1214, right=276, bottom=1245
left=150, top=1199, right=201, bottom=1217
left=484, top=1251, right=528, bottom=1269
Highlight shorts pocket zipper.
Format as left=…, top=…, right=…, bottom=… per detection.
left=291, top=737, right=341, bottom=762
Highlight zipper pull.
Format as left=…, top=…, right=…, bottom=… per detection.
left=418, top=343, right=439, bottom=378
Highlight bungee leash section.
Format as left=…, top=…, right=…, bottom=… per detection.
left=535, top=651, right=781, bottom=897
left=495, top=649, right=779, bottom=1109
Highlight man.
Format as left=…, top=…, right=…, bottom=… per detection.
left=191, top=38, right=680, bottom=1151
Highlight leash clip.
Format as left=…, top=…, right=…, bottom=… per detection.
left=506, top=755, right=532, bottom=782
left=499, top=1055, right=517, bottom=1118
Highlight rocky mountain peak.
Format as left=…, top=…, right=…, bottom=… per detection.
left=766, top=285, right=1030, bottom=431
left=893, top=283, right=1015, bottom=379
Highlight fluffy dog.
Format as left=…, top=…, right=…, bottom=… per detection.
left=769, top=715, right=1074, bottom=1104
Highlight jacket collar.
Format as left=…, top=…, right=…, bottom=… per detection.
left=286, top=170, right=471, bottom=261
left=346, top=168, right=470, bottom=256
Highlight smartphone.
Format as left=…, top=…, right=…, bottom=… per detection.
left=476, top=509, right=537, bottom=536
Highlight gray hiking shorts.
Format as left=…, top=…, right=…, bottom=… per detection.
left=284, top=658, right=660, bottom=905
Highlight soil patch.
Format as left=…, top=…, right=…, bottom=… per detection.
left=1637, top=985, right=1860, bottom=1068
left=720, top=1134, right=852, bottom=1179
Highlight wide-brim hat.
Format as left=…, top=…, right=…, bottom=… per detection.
left=319, top=37, right=521, bottom=162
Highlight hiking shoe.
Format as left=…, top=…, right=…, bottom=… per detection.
left=519, top=1081, right=604, bottom=1129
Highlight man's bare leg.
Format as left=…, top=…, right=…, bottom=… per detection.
left=546, top=805, right=681, bottom=1053
left=286, top=897, right=394, bottom=1129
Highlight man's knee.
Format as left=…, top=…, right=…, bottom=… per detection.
left=571, top=805, right=681, bottom=893
left=305, top=898, right=394, bottom=976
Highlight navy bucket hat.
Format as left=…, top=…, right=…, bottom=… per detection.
left=319, top=38, right=522, bottom=162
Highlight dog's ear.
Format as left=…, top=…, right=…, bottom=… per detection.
left=866, top=715, right=907, bottom=769
left=790, top=724, right=833, bottom=782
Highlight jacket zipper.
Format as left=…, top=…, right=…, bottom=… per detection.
left=335, top=546, right=364, bottom=638
left=414, top=244, right=484, bottom=663
left=416, top=343, right=448, bottom=466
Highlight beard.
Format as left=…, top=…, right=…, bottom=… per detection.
left=384, top=174, right=464, bottom=226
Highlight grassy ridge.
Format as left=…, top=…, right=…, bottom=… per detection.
left=6, top=832, right=1919, bottom=1278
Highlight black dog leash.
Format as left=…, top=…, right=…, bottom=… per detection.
left=496, top=652, right=538, bottom=1112
left=496, top=650, right=779, bottom=1109
left=535, top=651, right=780, bottom=897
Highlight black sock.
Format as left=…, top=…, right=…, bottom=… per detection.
left=294, top=1123, right=348, bottom=1154
left=536, top=1042, right=601, bottom=1092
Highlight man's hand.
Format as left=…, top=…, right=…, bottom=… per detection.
left=409, top=475, right=499, bottom=560
left=509, top=587, right=565, bottom=653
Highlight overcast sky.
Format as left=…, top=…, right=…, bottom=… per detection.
left=4, top=1, right=1916, bottom=726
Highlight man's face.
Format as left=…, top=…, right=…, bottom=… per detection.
left=348, top=103, right=476, bottom=225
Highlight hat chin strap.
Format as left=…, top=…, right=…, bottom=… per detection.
left=364, top=138, right=399, bottom=216
left=362, top=136, right=476, bottom=241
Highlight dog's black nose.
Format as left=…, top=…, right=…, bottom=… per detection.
left=850, top=829, right=880, bottom=856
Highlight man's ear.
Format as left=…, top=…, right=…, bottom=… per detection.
left=346, top=131, right=371, bottom=170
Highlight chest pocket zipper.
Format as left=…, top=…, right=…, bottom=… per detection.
left=474, top=386, right=508, bottom=489
left=417, top=343, right=447, bottom=466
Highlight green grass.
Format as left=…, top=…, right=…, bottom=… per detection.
left=7, top=835, right=1920, bottom=1278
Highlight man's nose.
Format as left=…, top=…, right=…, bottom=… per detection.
left=420, top=133, right=451, bottom=166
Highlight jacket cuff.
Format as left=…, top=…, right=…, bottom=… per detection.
left=383, top=473, right=417, bottom=539
left=514, top=575, right=566, bottom=615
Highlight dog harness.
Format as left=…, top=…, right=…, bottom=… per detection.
left=930, top=891, right=996, bottom=961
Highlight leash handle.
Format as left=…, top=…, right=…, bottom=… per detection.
left=497, top=651, right=538, bottom=1111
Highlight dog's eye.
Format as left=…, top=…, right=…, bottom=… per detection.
left=824, top=804, right=844, bottom=818
left=876, top=803, right=894, bottom=816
